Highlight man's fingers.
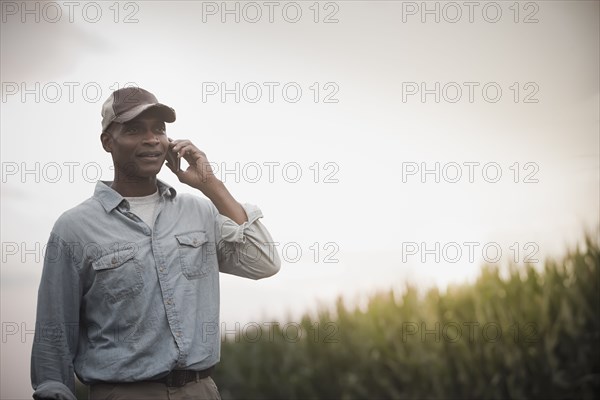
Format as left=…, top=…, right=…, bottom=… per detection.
left=170, top=139, right=193, bottom=153
left=177, top=145, right=190, bottom=158
left=177, top=144, right=204, bottom=161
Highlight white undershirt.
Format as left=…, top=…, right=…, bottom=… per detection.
left=124, top=190, right=160, bottom=228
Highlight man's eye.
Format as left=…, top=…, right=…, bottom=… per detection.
left=125, top=126, right=139, bottom=133
left=155, top=126, right=166, bottom=133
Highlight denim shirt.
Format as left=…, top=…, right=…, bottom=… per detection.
left=31, top=180, right=281, bottom=400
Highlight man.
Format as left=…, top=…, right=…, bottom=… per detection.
left=30, top=87, right=281, bottom=400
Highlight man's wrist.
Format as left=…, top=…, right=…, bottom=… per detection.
left=195, top=177, right=231, bottom=204
left=197, top=178, right=247, bottom=224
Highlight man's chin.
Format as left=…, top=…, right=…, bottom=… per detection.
left=118, top=159, right=165, bottom=177
left=115, top=164, right=162, bottom=182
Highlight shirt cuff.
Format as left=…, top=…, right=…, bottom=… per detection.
left=33, top=381, right=77, bottom=400
left=216, top=203, right=264, bottom=244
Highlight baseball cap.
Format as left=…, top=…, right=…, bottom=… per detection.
left=101, top=87, right=176, bottom=132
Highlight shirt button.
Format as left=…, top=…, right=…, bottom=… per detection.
left=193, top=240, right=198, bottom=245
left=111, top=258, right=117, bottom=264
left=166, top=299, right=172, bottom=305
left=176, top=332, right=182, bottom=337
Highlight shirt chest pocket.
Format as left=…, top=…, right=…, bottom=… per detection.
left=175, top=231, right=218, bottom=279
left=92, top=251, right=144, bottom=304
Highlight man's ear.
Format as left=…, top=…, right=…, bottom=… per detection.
left=100, top=131, right=112, bottom=153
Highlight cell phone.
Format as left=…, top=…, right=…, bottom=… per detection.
left=165, top=148, right=180, bottom=172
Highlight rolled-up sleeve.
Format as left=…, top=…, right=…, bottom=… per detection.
left=215, top=203, right=281, bottom=279
left=32, top=381, right=77, bottom=400
left=31, top=232, right=81, bottom=400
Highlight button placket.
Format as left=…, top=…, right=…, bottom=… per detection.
left=151, top=202, right=188, bottom=364
left=149, top=196, right=189, bottom=368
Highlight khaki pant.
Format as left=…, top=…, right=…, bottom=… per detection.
left=89, top=377, right=222, bottom=400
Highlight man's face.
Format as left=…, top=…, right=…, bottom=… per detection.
left=101, top=109, right=169, bottom=181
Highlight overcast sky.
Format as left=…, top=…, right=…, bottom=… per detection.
left=1, top=1, right=599, bottom=398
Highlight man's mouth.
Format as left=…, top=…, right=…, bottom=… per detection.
left=137, top=151, right=163, bottom=159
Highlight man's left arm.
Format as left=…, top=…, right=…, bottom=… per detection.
left=168, top=139, right=281, bottom=279
left=199, top=177, right=248, bottom=225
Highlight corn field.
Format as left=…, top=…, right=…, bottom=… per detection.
left=212, top=233, right=600, bottom=399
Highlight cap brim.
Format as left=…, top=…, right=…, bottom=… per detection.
left=113, top=103, right=176, bottom=124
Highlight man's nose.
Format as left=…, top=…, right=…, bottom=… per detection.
left=141, top=128, right=160, bottom=144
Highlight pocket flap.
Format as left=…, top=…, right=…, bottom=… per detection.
left=175, top=231, right=208, bottom=248
left=92, top=249, right=136, bottom=271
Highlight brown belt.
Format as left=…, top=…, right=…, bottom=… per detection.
left=148, top=366, right=214, bottom=387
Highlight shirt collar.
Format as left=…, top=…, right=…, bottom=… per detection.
left=94, top=179, right=177, bottom=213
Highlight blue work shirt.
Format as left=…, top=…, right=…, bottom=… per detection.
left=31, top=180, right=281, bottom=400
